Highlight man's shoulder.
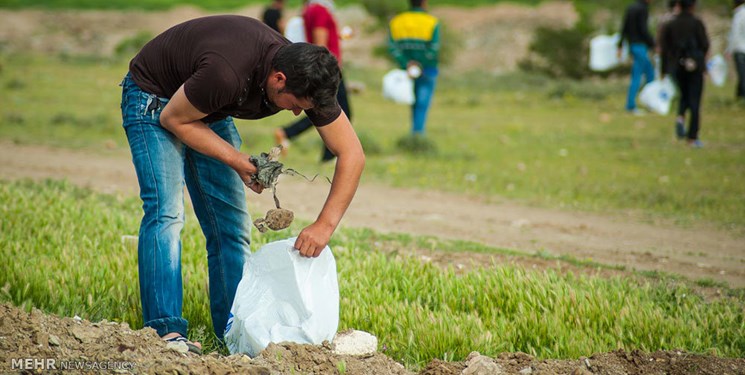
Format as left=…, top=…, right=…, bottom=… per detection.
left=305, top=3, right=332, bottom=18
left=391, top=11, right=439, bottom=25
left=627, top=1, right=645, bottom=13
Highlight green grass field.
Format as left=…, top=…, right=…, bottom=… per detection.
left=2, top=54, right=744, bottom=231
left=1, top=179, right=743, bottom=370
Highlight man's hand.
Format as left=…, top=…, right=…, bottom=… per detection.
left=235, top=157, right=263, bottom=194
left=160, top=84, right=265, bottom=194
left=293, top=221, right=334, bottom=258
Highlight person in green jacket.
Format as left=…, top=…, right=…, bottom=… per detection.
left=389, top=0, right=440, bottom=135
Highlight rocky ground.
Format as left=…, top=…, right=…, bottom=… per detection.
left=1, top=304, right=743, bottom=374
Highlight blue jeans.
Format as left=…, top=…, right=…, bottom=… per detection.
left=626, top=43, right=655, bottom=110
left=120, top=73, right=250, bottom=340
left=412, top=68, right=438, bottom=134
left=734, top=52, right=745, bottom=99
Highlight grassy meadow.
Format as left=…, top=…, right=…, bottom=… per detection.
left=2, top=54, right=745, bottom=231
left=1, top=7, right=745, bottom=369
left=1, top=179, right=744, bottom=370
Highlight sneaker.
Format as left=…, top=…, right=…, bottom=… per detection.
left=688, top=139, right=704, bottom=148
left=675, top=119, right=686, bottom=139
left=274, top=128, right=290, bottom=155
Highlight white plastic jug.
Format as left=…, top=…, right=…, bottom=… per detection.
left=224, top=238, right=339, bottom=357
left=639, top=78, right=676, bottom=115
left=382, top=69, right=415, bottom=105
left=707, top=54, right=727, bottom=87
left=589, top=34, right=627, bottom=72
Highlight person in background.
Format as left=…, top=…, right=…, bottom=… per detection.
left=262, top=0, right=285, bottom=34
left=729, top=0, right=745, bottom=101
left=274, top=0, right=352, bottom=162
left=618, top=0, right=656, bottom=115
left=661, top=0, right=709, bottom=147
left=388, top=0, right=441, bottom=136
left=656, top=0, right=681, bottom=77
left=122, top=15, right=364, bottom=353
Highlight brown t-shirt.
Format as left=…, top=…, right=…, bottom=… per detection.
left=129, top=15, right=340, bottom=125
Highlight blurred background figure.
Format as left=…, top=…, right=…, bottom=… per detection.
left=284, top=1, right=308, bottom=43
left=656, top=0, right=681, bottom=77
left=618, top=0, right=656, bottom=115
left=661, top=0, right=709, bottom=147
left=729, top=0, right=745, bottom=101
left=388, top=0, right=441, bottom=136
left=262, top=0, right=285, bottom=34
left=274, top=0, right=352, bottom=163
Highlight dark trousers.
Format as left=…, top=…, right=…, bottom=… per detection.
left=283, top=77, right=352, bottom=162
left=674, top=69, right=704, bottom=140
left=735, top=52, right=745, bottom=99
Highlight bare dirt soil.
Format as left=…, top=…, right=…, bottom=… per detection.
left=0, top=2, right=733, bottom=73
left=0, top=2, right=579, bottom=73
left=2, top=303, right=743, bottom=375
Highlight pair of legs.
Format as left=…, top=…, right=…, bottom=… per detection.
left=278, top=77, right=352, bottom=162
left=673, top=68, right=704, bottom=143
left=411, top=68, right=438, bottom=135
left=734, top=52, right=745, bottom=100
left=626, top=43, right=655, bottom=111
left=121, top=74, right=251, bottom=344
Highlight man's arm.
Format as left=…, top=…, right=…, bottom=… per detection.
left=311, top=26, right=330, bottom=48
left=293, top=111, right=365, bottom=257
left=159, top=84, right=262, bottom=192
left=618, top=10, right=630, bottom=49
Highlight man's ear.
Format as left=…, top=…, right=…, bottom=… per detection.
left=272, top=70, right=287, bottom=88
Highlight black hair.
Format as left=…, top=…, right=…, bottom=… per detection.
left=272, top=43, right=341, bottom=115
left=668, top=0, right=679, bottom=9
left=679, top=0, right=696, bottom=9
left=736, top=0, right=745, bottom=7
left=411, top=0, right=424, bottom=8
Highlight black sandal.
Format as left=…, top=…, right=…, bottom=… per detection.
left=164, top=336, right=202, bottom=355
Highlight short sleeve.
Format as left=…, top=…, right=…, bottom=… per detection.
left=305, top=5, right=334, bottom=32
left=305, top=103, right=342, bottom=127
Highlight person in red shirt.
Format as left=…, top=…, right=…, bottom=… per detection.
left=275, top=0, right=352, bottom=162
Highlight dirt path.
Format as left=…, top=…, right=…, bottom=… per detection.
left=2, top=141, right=743, bottom=287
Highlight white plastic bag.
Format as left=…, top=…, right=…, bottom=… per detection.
left=639, top=78, right=676, bottom=115
left=382, top=69, right=415, bottom=105
left=224, top=238, right=339, bottom=357
left=284, top=16, right=307, bottom=43
left=589, top=33, right=628, bottom=72
left=707, top=54, right=727, bottom=87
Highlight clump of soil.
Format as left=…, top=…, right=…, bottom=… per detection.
left=249, top=146, right=329, bottom=233
left=250, top=146, right=295, bottom=233
left=253, top=208, right=295, bottom=233
left=2, top=303, right=743, bottom=375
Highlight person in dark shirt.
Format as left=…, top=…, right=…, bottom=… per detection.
left=661, top=0, right=709, bottom=147
left=657, top=0, right=681, bottom=77
left=618, top=0, right=656, bottom=114
left=262, top=0, right=285, bottom=34
left=121, top=15, right=364, bottom=352
left=730, top=0, right=745, bottom=100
